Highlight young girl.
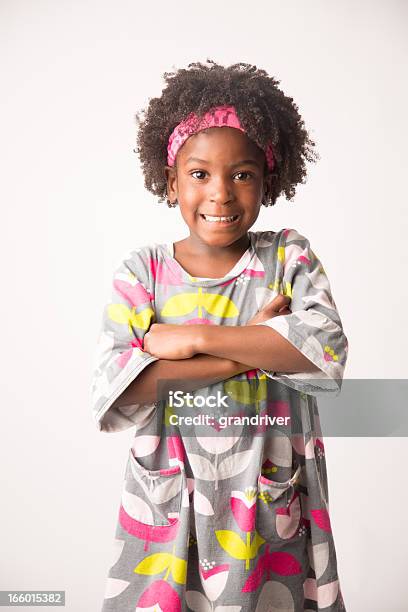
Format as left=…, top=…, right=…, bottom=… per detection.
left=91, top=60, right=348, bottom=612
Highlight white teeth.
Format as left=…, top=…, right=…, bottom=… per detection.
left=202, top=214, right=238, bottom=222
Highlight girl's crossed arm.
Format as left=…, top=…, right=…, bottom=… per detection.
left=144, top=232, right=348, bottom=397
left=109, top=294, right=289, bottom=409
left=143, top=296, right=316, bottom=374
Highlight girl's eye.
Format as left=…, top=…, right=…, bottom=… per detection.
left=234, top=171, right=252, bottom=180
left=190, top=170, right=253, bottom=180
left=191, top=170, right=207, bottom=180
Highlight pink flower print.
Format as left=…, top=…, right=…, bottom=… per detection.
left=268, top=400, right=291, bottom=419
left=119, top=490, right=180, bottom=552
left=149, top=257, right=184, bottom=296
left=268, top=549, right=303, bottom=576
left=245, top=369, right=259, bottom=380
left=235, top=258, right=265, bottom=285
left=242, top=552, right=266, bottom=593
left=119, top=504, right=179, bottom=552
left=167, top=435, right=186, bottom=468
left=116, top=348, right=132, bottom=369
left=136, top=579, right=181, bottom=612
left=219, top=277, right=237, bottom=287
left=242, top=253, right=265, bottom=279
left=316, top=438, right=325, bottom=459
left=242, top=544, right=302, bottom=592
left=234, top=255, right=266, bottom=286
left=275, top=492, right=301, bottom=539
left=230, top=487, right=257, bottom=532
left=310, top=508, right=332, bottom=533
left=113, top=277, right=153, bottom=308
left=115, top=337, right=144, bottom=369
left=283, top=242, right=312, bottom=276
left=199, top=561, right=230, bottom=602
left=297, top=254, right=311, bottom=265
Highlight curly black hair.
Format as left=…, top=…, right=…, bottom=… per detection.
left=134, top=59, right=319, bottom=207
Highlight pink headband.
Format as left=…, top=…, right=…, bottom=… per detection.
left=167, top=105, right=275, bottom=172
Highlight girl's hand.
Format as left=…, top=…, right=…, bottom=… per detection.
left=246, top=294, right=292, bottom=326
left=143, top=323, right=199, bottom=360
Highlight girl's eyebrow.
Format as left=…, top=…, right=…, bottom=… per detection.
left=185, top=156, right=260, bottom=167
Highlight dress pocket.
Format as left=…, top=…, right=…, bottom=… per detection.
left=119, top=448, right=184, bottom=539
left=256, top=464, right=302, bottom=544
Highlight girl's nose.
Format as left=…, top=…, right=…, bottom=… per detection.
left=209, top=179, right=234, bottom=205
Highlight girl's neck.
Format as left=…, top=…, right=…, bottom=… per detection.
left=172, top=233, right=251, bottom=279
left=176, top=232, right=251, bottom=261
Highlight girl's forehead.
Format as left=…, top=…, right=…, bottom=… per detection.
left=177, top=127, right=264, bottom=164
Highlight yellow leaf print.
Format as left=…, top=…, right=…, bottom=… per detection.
left=170, top=557, right=187, bottom=584
left=216, top=529, right=265, bottom=569
left=160, top=293, right=198, bottom=317
left=161, top=287, right=239, bottom=320
left=164, top=404, right=175, bottom=427
left=108, top=304, right=154, bottom=331
left=256, top=374, right=268, bottom=402
left=134, top=552, right=172, bottom=575
left=283, top=281, right=292, bottom=298
left=215, top=530, right=248, bottom=560
left=224, top=380, right=257, bottom=405
left=203, top=291, right=239, bottom=318
left=224, top=375, right=267, bottom=410
left=249, top=531, right=266, bottom=557
left=134, top=549, right=186, bottom=583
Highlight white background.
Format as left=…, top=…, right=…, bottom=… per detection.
left=1, top=0, right=407, bottom=610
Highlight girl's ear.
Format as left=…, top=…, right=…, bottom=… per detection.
left=164, top=165, right=178, bottom=203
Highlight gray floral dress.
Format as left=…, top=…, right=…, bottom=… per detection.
left=90, top=228, right=349, bottom=611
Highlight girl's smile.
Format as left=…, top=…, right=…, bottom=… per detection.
left=199, top=213, right=241, bottom=226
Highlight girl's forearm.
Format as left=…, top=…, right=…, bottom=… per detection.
left=111, top=354, right=253, bottom=409
left=196, top=325, right=320, bottom=373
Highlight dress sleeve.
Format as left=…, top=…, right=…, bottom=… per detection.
left=255, top=228, right=349, bottom=396
left=90, top=251, right=159, bottom=433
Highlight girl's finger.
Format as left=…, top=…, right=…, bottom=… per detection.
left=277, top=294, right=291, bottom=302
left=263, top=294, right=291, bottom=312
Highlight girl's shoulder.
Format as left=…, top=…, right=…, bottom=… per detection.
left=251, top=227, right=311, bottom=250
left=122, top=240, right=160, bottom=266
left=112, top=241, right=164, bottom=288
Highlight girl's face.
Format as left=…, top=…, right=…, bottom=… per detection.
left=165, top=127, right=272, bottom=251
